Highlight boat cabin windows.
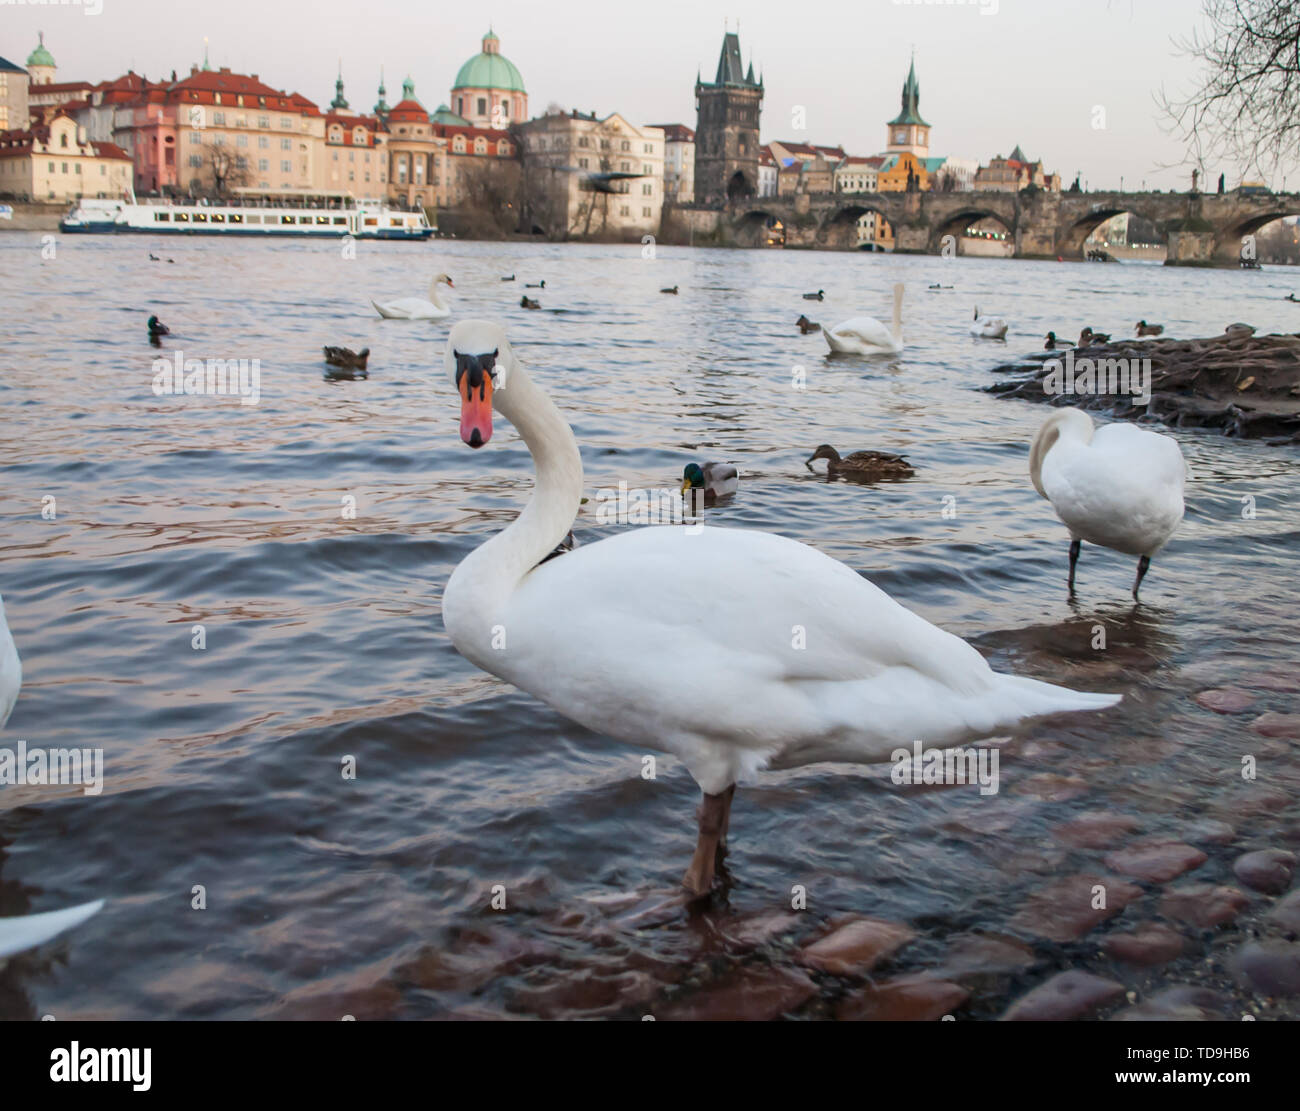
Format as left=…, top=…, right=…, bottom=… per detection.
left=154, top=211, right=170, bottom=221
left=174, top=212, right=189, bottom=222
left=210, top=213, right=225, bottom=223
left=245, top=214, right=261, bottom=224
left=193, top=212, right=207, bottom=222
left=228, top=214, right=242, bottom=224
left=332, top=216, right=346, bottom=225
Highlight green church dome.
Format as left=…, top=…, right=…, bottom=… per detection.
left=27, top=34, right=55, bottom=68
left=452, top=31, right=525, bottom=93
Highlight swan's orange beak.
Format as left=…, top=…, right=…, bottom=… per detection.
left=459, top=370, right=493, bottom=447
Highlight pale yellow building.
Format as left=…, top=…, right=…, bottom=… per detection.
left=0, top=111, right=132, bottom=201
left=519, top=110, right=663, bottom=239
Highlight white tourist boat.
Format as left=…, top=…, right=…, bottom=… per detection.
left=59, top=188, right=434, bottom=240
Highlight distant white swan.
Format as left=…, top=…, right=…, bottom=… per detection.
left=372, top=273, right=454, bottom=320
left=0, top=594, right=105, bottom=960
left=442, top=320, right=1120, bottom=896
left=1030, top=409, right=1185, bottom=598
left=970, top=306, right=1009, bottom=339
left=825, top=283, right=904, bottom=354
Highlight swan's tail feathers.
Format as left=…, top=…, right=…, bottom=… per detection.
left=998, top=674, right=1122, bottom=719
left=371, top=301, right=395, bottom=319
left=0, top=898, right=104, bottom=959
left=824, top=330, right=850, bottom=354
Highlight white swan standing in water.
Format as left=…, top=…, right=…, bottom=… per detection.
left=1029, top=409, right=1185, bottom=599
left=372, top=273, right=454, bottom=320
left=0, top=593, right=105, bottom=960
left=824, top=283, right=904, bottom=354
left=970, top=307, right=1009, bottom=339
left=441, top=321, right=1121, bottom=896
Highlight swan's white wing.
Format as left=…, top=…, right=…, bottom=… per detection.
left=0, top=900, right=103, bottom=959
left=826, top=316, right=893, bottom=352
left=463, top=526, right=1117, bottom=791
left=1043, top=424, right=1185, bottom=554
left=0, top=594, right=19, bottom=729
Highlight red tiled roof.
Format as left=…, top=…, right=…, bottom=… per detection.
left=91, top=141, right=131, bottom=160
left=324, top=113, right=385, bottom=144
left=31, top=80, right=94, bottom=95
left=773, top=140, right=847, bottom=160
left=165, top=67, right=320, bottom=115
left=649, top=123, right=694, bottom=143
left=386, top=98, right=428, bottom=122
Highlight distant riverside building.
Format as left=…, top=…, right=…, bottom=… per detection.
left=975, top=145, right=1061, bottom=191
left=519, top=110, right=663, bottom=238
left=0, top=111, right=132, bottom=201
left=693, top=30, right=763, bottom=205
left=380, top=75, right=516, bottom=210
left=25, top=32, right=55, bottom=86
left=0, top=55, right=28, bottom=131
left=322, top=108, right=385, bottom=193
left=934, top=155, right=978, bottom=190
left=450, top=29, right=527, bottom=129
left=835, top=155, right=884, bottom=194
left=650, top=122, right=694, bottom=203
left=94, top=64, right=326, bottom=195
left=768, top=140, right=846, bottom=195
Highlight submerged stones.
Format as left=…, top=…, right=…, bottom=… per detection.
left=1002, top=970, right=1126, bottom=1021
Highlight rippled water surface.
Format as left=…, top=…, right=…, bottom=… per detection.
left=2, top=234, right=1298, bottom=1020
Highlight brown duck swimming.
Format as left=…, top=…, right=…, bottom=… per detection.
left=323, top=345, right=369, bottom=370
left=806, top=444, right=915, bottom=481
left=796, top=314, right=821, bottom=334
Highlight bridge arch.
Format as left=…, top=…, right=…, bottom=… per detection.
left=929, top=207, right=1016, bottom=255
left=735, top=208, right=786, bottom=247
left=1213, top=208, right=1300, bottom=262
left=818, top=200, right=902, bottom=250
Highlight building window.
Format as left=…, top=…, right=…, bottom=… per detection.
left=258, top=158, right=269, bottom=171
left=281, top=117, right=293, bottom=128
left=258, top=116, right=269, bottom=128
left=621, top=140, right=630, bottom=151
left=500, top=101, right=509, bottom=119
left=189, top=154, right=202, bottom=168
left=236, top=134, right=248, bottom=147
left=281, top=159, right=291, bottom=172
left=642, top=183, right=651, bottom=195
left=213, top=112, right=225, bottom=125
left=476, top=97, right=486, bottom=115
left=281, top=138, right=292, bottom=150
left=643, top=206, right=651, bottom=217
left=577, top=137, right=588, bottom=148
left=578, top=157, right=588, bottom=169
left=620, top=205, right=629, bottom=215
left=190, top=132, right=201, bottom=144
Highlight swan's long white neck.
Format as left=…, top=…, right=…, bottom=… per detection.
left=1029, top=408, right=1094, bottom=498
left=443, top=363, right=583, bottom=663
left=428, top=280, right=450, bottom=309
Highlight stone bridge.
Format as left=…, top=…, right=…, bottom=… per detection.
left=724, top=189, right=1300, bottom=263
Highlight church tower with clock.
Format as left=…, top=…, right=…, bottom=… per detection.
left=885, top=56, right=930, bottom=159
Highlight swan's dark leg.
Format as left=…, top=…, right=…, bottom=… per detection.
left=1067, top=539, right=1081, bottom=593
left=683, top=789, right=728, bottom=897
left=716, top=784, right=736, bottom=864
left=1132, top=555, right=1151, bottom=600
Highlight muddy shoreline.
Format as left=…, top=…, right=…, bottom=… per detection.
left=986, top=331, right=1300, bottom=441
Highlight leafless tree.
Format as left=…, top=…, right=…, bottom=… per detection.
left=457, top=158, right=522, bottom=238
left=191, top=141, right=251, bottom=198
left=1160, top=0, right=1300, bottom=179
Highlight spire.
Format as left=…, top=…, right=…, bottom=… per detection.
left=711, top=30, right=750, bottom=86
left=374, top=67, right=389, bottom=117
left=888, top=53, right=929, bottom=127
left=202, top=37, right=211, bottom=72
left=330, top=58, right=350, bottom=111
left=402, top=74, right=415, bottom=101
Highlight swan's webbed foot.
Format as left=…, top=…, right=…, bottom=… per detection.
left=1132, top=554, right=1151, bottom=601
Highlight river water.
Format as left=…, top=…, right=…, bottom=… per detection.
left=1, top=233, right=1297, bottom=1020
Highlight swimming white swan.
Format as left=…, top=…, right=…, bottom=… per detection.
left=0, top=594, right=105, bottom=959
left=824, top=283, right=904, bottom=355
left=441, top=321, right=1121, bottom=896
left=970, top=307, right=1009, bottom=339
left=372, top=273, right=454, bottom=320
left=1029, top=409, right=1185, bottom=599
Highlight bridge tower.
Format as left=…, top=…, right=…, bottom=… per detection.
left=693, top=31, right=763, bottom=207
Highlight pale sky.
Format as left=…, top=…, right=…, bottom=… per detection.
left=4, top=0, right=1295, bottom=190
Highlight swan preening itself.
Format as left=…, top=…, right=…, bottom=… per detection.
left=0, top=594, right=104, bottom=959
left=442, top=321, right=1121, bottom=896
left=372, top=273, right=454, bottom=320
left=824, top=283, right=905, bottom=355
left=1029, top=409, right=1185, bottom=599
left=970, top=307, right=1009, bottom=339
